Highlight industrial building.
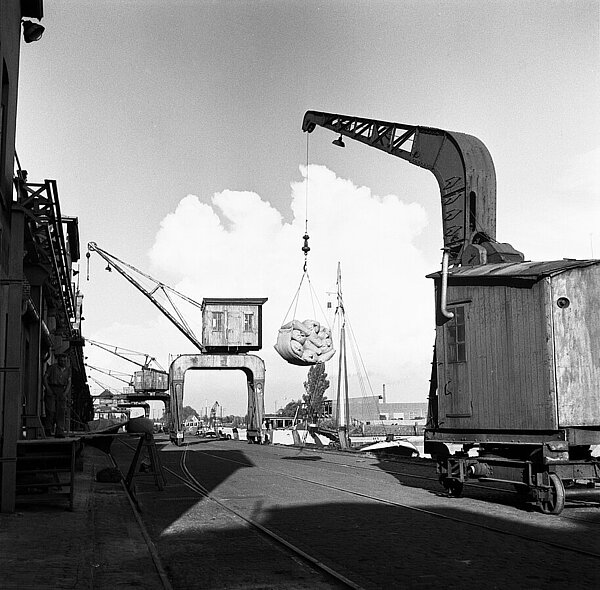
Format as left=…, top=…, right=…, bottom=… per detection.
left=0, top=1, right=91, bottom=512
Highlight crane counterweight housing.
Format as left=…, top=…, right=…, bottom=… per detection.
left=303, top=109, right=600, bottom=513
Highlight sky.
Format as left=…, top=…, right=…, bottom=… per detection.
left=15, top=1, right=600, bottom=417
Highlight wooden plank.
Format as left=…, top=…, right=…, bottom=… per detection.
left=553, top=267, right=600, bottom=426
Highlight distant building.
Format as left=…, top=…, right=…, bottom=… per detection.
left=378, top=402, right=428, bottom=421
left=331, top=396, right=428, bottom=424
left=184, top=415, right=201, bottom=429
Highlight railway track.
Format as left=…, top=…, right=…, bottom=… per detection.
left=163, top=446, right=364, bottom=590
left=113, top=438, right=600, bottom=589
left=294, top=452, right=600, bottom=520
left=184, top=444, right=600, bottom=560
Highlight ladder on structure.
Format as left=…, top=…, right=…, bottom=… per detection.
left=124, top=433, right=166, bottom=491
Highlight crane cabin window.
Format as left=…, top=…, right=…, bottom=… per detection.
left=446, top=305, right=466, bottom=363
left=211, top=311, right=224, bottom=332
left=244, top=313, right=254, bottom=332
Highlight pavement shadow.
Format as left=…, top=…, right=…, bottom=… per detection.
left=371, top=454, right=600, bottom=516
left=110, top=440, right=600, bottom=589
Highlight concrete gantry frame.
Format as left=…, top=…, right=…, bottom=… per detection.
left=168, top=354, right=265, bottom=444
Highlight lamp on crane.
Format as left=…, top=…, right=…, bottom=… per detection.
left=105, top=264, right=112, bottom=272
left=22, top=20, right=45, bottom=43
left=332, top=135, right=345, bottom=148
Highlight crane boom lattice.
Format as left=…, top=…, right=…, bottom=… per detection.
left=87, top=242, right=205, bottom=352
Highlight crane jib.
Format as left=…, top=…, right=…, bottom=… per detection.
left=302, top=110, right=525, bottom=266
left=86, top=242, right=206, bottom=353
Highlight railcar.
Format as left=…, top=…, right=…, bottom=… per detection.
left=425, top=259, right=600, bottom=513
left=301, top=110, right=600, bottom=513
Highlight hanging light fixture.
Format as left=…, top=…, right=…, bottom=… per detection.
left=22, top=20, right=45, bottom=43
left=332, top=135, right=345, bottom=148
left=105, top=264, right=112, bottom=272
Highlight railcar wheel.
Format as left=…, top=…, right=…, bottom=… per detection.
left=440, top=476, right=464, bottom=497
left=447, top=479, right=464, bottom=497
left=539, top=474, right=565, bottom=515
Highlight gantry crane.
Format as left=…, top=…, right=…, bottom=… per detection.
left=86, top=338, right=168, bottom=393
left=87, top=242, right=268, bottom=446
left=209, top=401, right=220, bottom=431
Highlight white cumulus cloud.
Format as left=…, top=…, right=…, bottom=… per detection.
left=144, top=164, right=434, bottom=413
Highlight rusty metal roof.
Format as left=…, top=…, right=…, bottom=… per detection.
left=427, top=259, right=600, bottom=281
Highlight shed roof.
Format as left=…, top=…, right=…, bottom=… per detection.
left=202, top=297, right=268, bottom=307
left=427, top=259, right=600, bottom=282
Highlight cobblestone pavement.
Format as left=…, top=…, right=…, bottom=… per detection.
left=0, top=443, right=166, bottom=590
left=5, top=437, right=599, bottom=590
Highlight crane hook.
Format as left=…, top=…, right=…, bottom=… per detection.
left=302, top=233, right=310, bottom=272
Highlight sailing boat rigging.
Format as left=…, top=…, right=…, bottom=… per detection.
left=333, top=263, right=351, bottom=450
left=331, top=263, right=419, bottom=457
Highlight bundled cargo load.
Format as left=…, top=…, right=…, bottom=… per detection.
left=274, top=319, right=335, bottom=366
left=276, top=211, right=335, bottom=365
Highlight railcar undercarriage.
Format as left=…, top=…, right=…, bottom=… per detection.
left=426, top=432, right=600, bottom=514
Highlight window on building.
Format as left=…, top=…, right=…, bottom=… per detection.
left=211, top=311, right=224, bottom=332
left=244, top=313, right=254, bottom=332
left=447, top=305, right=466, bottom=362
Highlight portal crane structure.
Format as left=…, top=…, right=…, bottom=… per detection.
left=86, top=338, right=168, bottom=394
left=87, top=242, right=205, bottom=353
left=302, top=110, right=523, bottom=267
left=87, top=242, right=268, bottom=446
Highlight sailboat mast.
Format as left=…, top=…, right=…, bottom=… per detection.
left=335, top=262, right=351, bottom=449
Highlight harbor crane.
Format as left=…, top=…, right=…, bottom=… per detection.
left=303, top=110, right=600, bottom=514
left=86, top=242, right=205, bottom=352
left=86, top=338, right=168, bottom=393
left=86, top=243, right=268, bottom=445
left=302, top=110, right=523, bottom=267
left=209, top=401, right=220, bottom=430
left=87, top=338, right=165, bottom=372
left=85, top=363, right=132, bottom=385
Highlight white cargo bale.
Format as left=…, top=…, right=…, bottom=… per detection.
left=274, top=319, right=335, bottom=366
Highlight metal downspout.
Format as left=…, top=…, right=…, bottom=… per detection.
left=440, top=250, right=454, bottom=320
